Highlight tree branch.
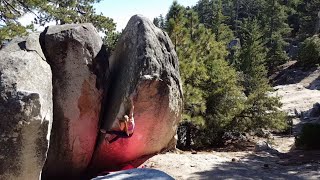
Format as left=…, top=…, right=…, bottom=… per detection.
left=16, top=0, right=40, bottom=19
left=3, top=0, right=22, bottom=16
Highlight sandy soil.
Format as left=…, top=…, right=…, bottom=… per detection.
left=141, top=137, right=320, bottom=180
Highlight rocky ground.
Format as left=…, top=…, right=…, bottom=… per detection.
left=141, top=136, right=320, bottom=180
left=140, top=62, right=320, bottom=180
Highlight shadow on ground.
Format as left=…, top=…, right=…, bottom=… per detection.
left=307, top=76, right=320, bottom=90
left=192, top=150, right=320, bottom=180
left=292, top=104, right=320, bottom=135
left=271, top=62, right=318, bottom=86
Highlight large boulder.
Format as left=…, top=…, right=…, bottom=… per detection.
left=0, top=33, right=52, bottom=179
left=41, top=24, right=108, bottom=179
left=89, top=15, right=183, bottom=173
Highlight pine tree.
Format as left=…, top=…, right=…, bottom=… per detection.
left=298, top=0, right=320, bottom=38
left=212, top=0, right=234, bottom=42
left=264, top=0, right=290, bottom=71
left=166, top=1, right=246, bottom=146
left=194, top=0, right=214, bottom=27
left=167, top=4, right=208, bottom=126
left=0, top=0, right=40, bottom=43
left=205, top=52, right=245, bottom=144
left=236, top=19, right=287, bottom=131
left=193, top=0, right=234, bottom=43
left=153, top=14, right=166, bottom=29
left=163, top=0, right=289, bottom=147
left=0, top=0, right=117, bottom=45
left=166, top=1, right=187, bottom=50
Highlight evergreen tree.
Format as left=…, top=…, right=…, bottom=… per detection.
left=286, top=0, right=301, bottom=37
left=236, top=19, right=287, bottom=131
left=166, top=1, right=187, bottom=50
left=193, top=0, right=234, bottom=43
left=205, top=53, right=245, bottom=144
left=264, top=0, right=290, bottom=71
left=212, top=0, right=234, bottom=42
left=0, top=0, right=40, bottom=43
left=166, top=1, right=246, bottom=146
left=194, top=0, right=214, bottom=27
left=298, top=0, right=320, bottom=38
left=153, top=14, right=166, bottom=29
left=0, top=0, right=117, bottom=45
left=166, top=3, right=208, bottom=126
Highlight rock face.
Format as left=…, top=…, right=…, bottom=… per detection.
left=89, top=15, right=183, bottom=173
left=0, top=33, right=52, bottom=179
left=41, top=24, right=108, bottom=178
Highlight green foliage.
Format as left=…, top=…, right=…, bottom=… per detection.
left=295, top=123, right=320, bottom=150
left=193, top=0, right=234, bottom=43
left=0, top=0, right=40, bottom=43
left=0, top=22, right=33, bottom=43
left=194, top=0, right=214, bottom=26
left=263, top=0, right=290, bottom=70
left=166, top=2, right=249, bottom=147
left=166, top=2, right=244, bottom=132
left=165, top=1, right=289, bottom=148
left=153, top=14, right=166, bottom=29
left=298, top=35, right=320, bottom=66
left=166, top=4, right=208, bottom=126
left=297, top=0, right=320, bottom=38
left=193, top=0, right=290, bottom=70
left=236, top=19, right=287, bottom=131
left=0, top=0, right=117, bottom=47
left=103, top=31, right=121, bottom=51
left=205, top=58, right=246, bottom=142
left=237, top=19, right=269, bottom=93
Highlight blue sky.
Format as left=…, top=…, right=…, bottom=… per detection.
left=94, top=0, right=199, bottom=31
left=19, top=0, right=198, bottom=32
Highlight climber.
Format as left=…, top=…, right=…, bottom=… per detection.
left=100, top=102, right=135, bottom=143
left=116, top=103, right=135, bottom=136
left=126, top=104, right=135, bottom=136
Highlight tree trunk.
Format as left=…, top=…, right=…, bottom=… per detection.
left=186, top=123, right=191, bottom=149
left=314, top=11, right=320, bottom=35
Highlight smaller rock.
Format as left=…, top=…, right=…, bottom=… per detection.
left=255, top=141, right=279, bottom=155
left=92, top=168, right=174, bottom=180
left=191, top=150, right=197, bottom=154
left=223, top=131, right=248, bottom=141
left=309, top=102, right=320, bottom=118
left=255, top=129, right=272, bottom=138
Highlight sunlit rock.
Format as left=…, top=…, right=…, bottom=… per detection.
left=0, top=33, right=52, bottom=179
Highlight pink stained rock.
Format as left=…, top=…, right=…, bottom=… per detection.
left=41, top=23, right=108, bottom=179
